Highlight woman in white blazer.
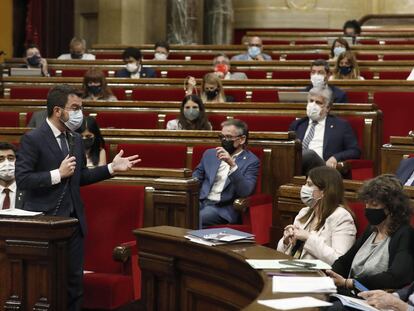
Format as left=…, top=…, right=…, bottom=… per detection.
left=277, top=166, right=357, bottom=266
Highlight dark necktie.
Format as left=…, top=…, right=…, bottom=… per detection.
left=58, top=133, right=69, bottom=157
left=2, top=188, right=10, bottom=209
left=302, top=121, right=318, bottom=150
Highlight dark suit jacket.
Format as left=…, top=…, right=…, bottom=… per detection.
left=304, top=84, right=348, bottom=103
left=15, top=190, right=25, bottom=209
left=396, top=157, right=414, bottom=185
left=15, top=121, right=111, bottom=235
left=289, top=114, right=361, bottom=161
left=115, top=67, right=156, bottom=78
left=332, top=225, right=414, bottom=290
left=192, top=148, right=259, bottom=223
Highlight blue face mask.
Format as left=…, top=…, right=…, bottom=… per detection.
left=339, top=65, right=353, bottom=76
left=248, top=46, right=261, bottom=58
left=333, top=46, right=346, bottom=57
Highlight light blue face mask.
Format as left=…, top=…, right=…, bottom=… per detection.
left=62, top=109, right=84, bottom=131
left=333, top=46, right=346, bottom=57
left=248, top=46, right=261, bottom=58
left=184, top=108, right=200, bottom=121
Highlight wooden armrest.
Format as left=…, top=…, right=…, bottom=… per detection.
left=233, top=194, right=273, bottom=213
left=233, top=198, right=249, bottom=213
left=112, top=241, right=136, bottom=263
left=337, top=161, right=351, bottom=175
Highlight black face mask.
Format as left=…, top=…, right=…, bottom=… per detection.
left=365, top=208, right=387, bottom=226
left=206, top=89, right=219, bottom=100
left=87, top=85, right=102, bottom=96
left=82, top=137, right=95, bottom=150
left=71, top=52, right=83, bottom=59
left=221, top=139, right=237, bottom=155
left=27, top=55, right=41, bottom=67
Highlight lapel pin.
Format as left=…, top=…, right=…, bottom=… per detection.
left=330, top=125, right=334, bottom=128
left=243, top=156, right=247, bottom=160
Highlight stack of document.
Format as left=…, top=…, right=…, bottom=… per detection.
left=258, top=297, right=332, bottom=310
left=273, top=276, right=337, bottom=293
left=246, top=259, right=332, bottom=270
left=330, top=294, right=379, bottom=311
left=0, top=209, right=43, bottom=217
left=185, top=228, right=255, bottom=246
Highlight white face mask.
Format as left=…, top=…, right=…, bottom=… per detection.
left=333, top=46, right=346, bottom=57
left=306, top=101, right=322, bottom=121
left=126, top=62, right=139, bottom=73
left=300, top=184, right=319, bottom=208
left=310, top=74, right=326, bottom=88
left=0, top=160, right=15, bottom=181
left=154, top=53, right=167, bottom=60
left=62, top=109, right=83, bottom=131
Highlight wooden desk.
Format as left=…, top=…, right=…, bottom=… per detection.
left=381, top=136, right=414, bottom=174
left=134, top=226, right=325, bottom=311
left=0, top=215, right=77, bottom=310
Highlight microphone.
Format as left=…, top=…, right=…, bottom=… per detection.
left=67, top=132, right=75, bottom=156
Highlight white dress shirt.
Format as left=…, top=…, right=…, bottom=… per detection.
left=0, top=181, right=17, bottom=210
left=405, top=170, right=414, bottom=186
left=207, top=150, right=242, bottom=202
left=304, top=116, right=326, bottom=159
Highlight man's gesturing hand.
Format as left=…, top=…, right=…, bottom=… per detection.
left=59, top=155, right=76, bottom=178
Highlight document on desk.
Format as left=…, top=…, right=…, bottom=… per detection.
left=258, top=296, right=332, bottom=310
left=0, top=208, right=43, bottom=216
left=330, top=294, right=379, bottom=311
left=246, top=259, right=331, bottom=270
left=272, top=276, right=336, bottom=293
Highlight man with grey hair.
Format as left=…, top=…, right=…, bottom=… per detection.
left=213, top=53, right=248, bottom=80
left=231, top=36, right=272, bottom=61
left=289, top=87, right=360, bottom=175
left=193, top=119, right=259, bottom=227
left=58, top=37, right=96, bottom=60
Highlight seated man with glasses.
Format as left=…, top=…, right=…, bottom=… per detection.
left=231, top=36, right=272, bottom=61
left=192, top=119, right=260, bottom=227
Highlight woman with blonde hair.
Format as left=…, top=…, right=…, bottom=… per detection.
left=330, top=51, right=364, bottom=80
left=277, top=166, right=356, bottom=265
left=200, top=72, right=228, bottom=103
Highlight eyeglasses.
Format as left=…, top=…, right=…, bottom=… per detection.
left=218, top=134, right=242, bottom=141
left=248, top=43, right=262, bottom=47
left=64, top=106, right=83, bottom=112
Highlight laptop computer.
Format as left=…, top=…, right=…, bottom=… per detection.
left=10, top=67, right=42, bottom=77
left=278, top=91, right=309, bottom=103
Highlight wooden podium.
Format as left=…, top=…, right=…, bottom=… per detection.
left=0, top=215, right=78, bottom=311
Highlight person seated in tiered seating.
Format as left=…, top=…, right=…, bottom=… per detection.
left=201, top=73, right=232, bottom=103
left=231, top=36, right=272, bottom=61
left=304, top=59, right=348, bottom=103
left=115, top=47, right=156, bottom=78
left=330, top=51, right=364, bottom=80
left=343, top=19, right=361, bottom=37
left=153, top=41, right=170, bottom=60
left=166, top=95, right=212, bottom=130
left=289, top=87, right=360, bottom=175
left=23, top=44, right=49, bottom=77
left=75, top=116, right=106, bottom=167
left=212, top=53, right=247, bottom=80
left=395, top=156, right=414, bottom=186
left=329, top=37, right=351, bottom=61
left=326, top=174, right=414, bottom=308
left=277, top=166, right=356, bottom=265
left=57, top=37, right=95, bottom=60
left=82, top=68, right=117, bottom=101
left=0, top=142, right=24, bottom=210
left=193, top=119, right=259, bottom=227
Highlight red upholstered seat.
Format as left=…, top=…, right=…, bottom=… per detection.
left=374, top=92, right=414, bottom=143
left=117, top=143, right=187, bottom=168
left=81, top=183, right=145, bottom=309
left=346, top=92, right=369, bottom=103
left=360, top=71, right=374, bottom=80
left=225, top=89, right=247, bottom=102
left=348, top=202, right=368, bottom=238
left=111, top=89, right=126, bottom=100
left=285, top=53, right=329, bottom=60
left=95, top=112, right=159, bottom=129
left=162, top=70, right=209, bottom=78
left=355, top=54, right=378, bottom=61
left=273, top=70, right=310, bottom=79
left=233, top=115, right=294, bottom=132
left=383, top=54, right=414, bottom=60
left=379, top=71, right=411, bottom=80
left=132, top=88, right=185, bottom=101
left=0, top=112, right=20, bottom=127
left=206, top=114, right=228, bottom=130
left=251, top=90, right=279, bottom=102
left=95, top=53, right=122, bottom=59
left=10, top=88, right=50, bottom=99
left=244, top=70, right=268, bottom=79
left=61, top=69, right=88, bottom=77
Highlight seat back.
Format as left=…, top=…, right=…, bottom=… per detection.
left=348, top=202, right=368, bottom=238
left=346, top=91, right=369, bottom=103
left=132, top=88, right=185, bottom=101
left=233, top=115, right=294, bottom=132
left=82, top=183, right=145, bottom=273
left=95, top=112, right=159, bottom=129
left=10, top=88, right=50, bottom=99
left=0, top=112, right=20, bottom=127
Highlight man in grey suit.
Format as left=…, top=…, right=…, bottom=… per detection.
left=27, top=110, right=48, bottom=128
left=0, top=142, right=24, bottom=210
left=213, top=53, right=248, bottom=80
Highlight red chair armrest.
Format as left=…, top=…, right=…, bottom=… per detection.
left=345, top=159, right=373, bottom=169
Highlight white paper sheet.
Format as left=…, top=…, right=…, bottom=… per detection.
left=331, top=294, right=379, bottom=311
left=258, top=296, right=332, bottom=310
left=246, top=259, right=331, bottom=270
left=0, top=208, right=43, bottom=216
left=272, top=276, right=336, bottom=293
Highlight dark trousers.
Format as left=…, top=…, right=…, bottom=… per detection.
left=67, top=225, right=84, bottom=311
left=302, top=149, right=325, bottom=176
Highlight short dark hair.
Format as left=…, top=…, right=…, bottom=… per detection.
left=221, top=119, right=249, bottom=145
left=0, top=142, right=17, bottom=154
left=46, top=84, right=80, bottom=117
left=122, top=47, right=142, bottom=61
left=154, top=41, right=170, bottom=52
left=358, top=174, right=412, bottom=235
left=311, top=59, right=330, bottom=74
left=343, top=20, right=361, bottom=35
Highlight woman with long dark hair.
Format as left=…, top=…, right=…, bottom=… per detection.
left=76, top=116, right=106, bottom=167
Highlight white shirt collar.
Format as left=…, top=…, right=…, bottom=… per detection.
left=46, top=118, right=65, bottom=138
left=309, top=116, right=327, bottom=126
left=0, top=181, right=16, bottom=193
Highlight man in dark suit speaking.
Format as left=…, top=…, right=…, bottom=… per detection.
left=15, top=84, right=140, bottom=311
left=289, top=87, right=360, bottom=175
